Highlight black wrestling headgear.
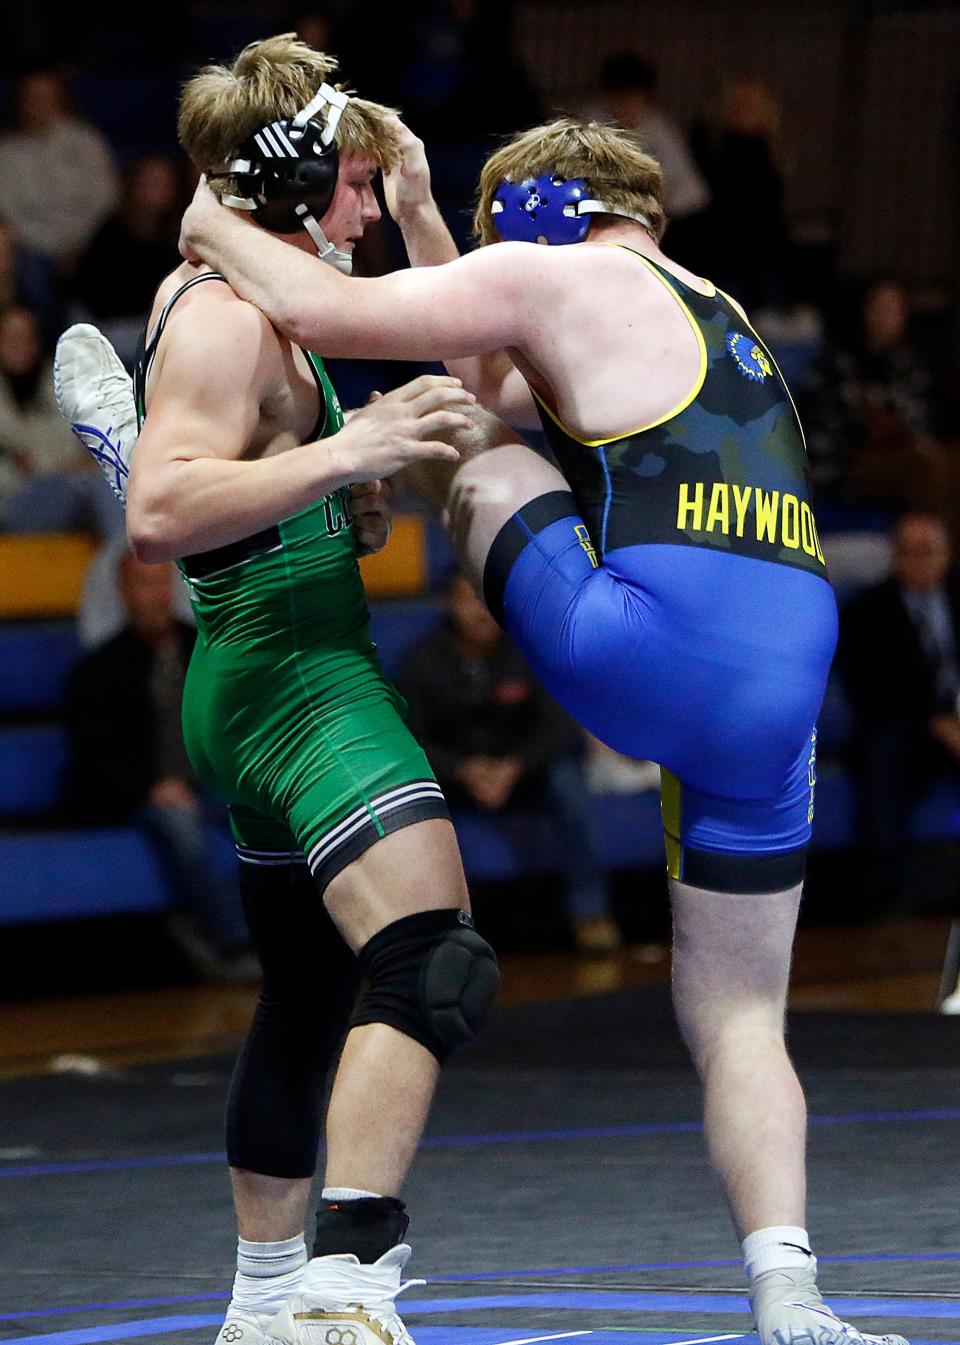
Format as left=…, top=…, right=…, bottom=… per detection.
left=217, top=83, right=353, bottom=270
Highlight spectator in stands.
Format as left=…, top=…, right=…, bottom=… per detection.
left=838, top=512, right=960, bottom=905
left=73, top=154, right=186, bottom=368
left=0, top=68, right=118, bottom=273
left=0, top=304, right=121, bottom=537
left=799, top=279, right=944, bottom=514
left=690, top=77, right=790, bottom=310
left=595, top=52, right=710, bottom=241
left=400, top=571, right=620, bottom=953
left=62, top=551, right=253, bottom=978
left=0, top=213, right=60, bottom=346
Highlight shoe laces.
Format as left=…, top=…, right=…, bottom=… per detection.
left=345, top=1267, right=423, bottom=1339
left=349, top=1299, right=416, bottom=1345
left=302, top=1246, right=422, bottom=1303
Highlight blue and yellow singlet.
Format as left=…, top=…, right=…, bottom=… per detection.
left=483, top=247, right=838, bottom=893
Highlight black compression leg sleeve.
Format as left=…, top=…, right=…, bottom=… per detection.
left=226, top=861, right=359, bottom=1178
left=313, top=1195, right=410, bottom=1263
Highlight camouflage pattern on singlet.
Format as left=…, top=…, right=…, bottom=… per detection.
left=534, top=247, right=827, bottom=580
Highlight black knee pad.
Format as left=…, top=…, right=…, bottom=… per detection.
left=351, top=909, right=499, bottom=1062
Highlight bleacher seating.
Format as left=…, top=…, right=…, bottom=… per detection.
left=0, top=830, right=171, bottom=923
left=0, top=534, right=98, bottom=619
left=0, top=726, right=67, bottom=817
left=0, top=622, right=80, bottom=714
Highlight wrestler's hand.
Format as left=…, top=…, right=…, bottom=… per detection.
left=331, top=374, right=474, bottom=480
left=383, top=118, right=434, bottom=227
left=179, top=176, right=235, bottom=263
left=350, top=477, right=394, bottom=557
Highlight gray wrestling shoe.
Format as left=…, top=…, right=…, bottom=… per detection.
left=750, top=1265, right=909, bottom=1345
left=54, top=323, right=139, bottom=505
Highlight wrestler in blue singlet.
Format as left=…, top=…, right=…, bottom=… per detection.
left=483, top=247, right=837, bottom=893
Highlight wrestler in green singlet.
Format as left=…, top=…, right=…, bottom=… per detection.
left=135, top=272, right=448, bottom=890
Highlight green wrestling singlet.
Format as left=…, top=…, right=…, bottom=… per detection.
left=134, top=271, right=449, bottom=889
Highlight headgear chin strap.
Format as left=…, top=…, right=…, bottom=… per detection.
left=217, top=82, right=354, bottom=271
left=490, top=174, right=650, bottom=245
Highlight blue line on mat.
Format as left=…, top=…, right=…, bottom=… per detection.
left=3, top=1290, right=960, bottom=1345
left=398, top=1291, right=960, bottom=1319
left=0, top=1315, right=224, bottom=1345
left=0, top=1153, right=225, bottom=1178
left=431, top=1250, right=960, bottom=1282
left=0, top=1296, right=231, bottom=1323
left=3, top=1109, right=960, bottom=1179
left=8, top=1285, right=960, bottom=1336
left=8, top=1248, right=960, bottom=1322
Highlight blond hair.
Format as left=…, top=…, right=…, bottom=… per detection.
left=177, top=33, right=399, bottom=201
left=474, top=118, right=666, bottom=246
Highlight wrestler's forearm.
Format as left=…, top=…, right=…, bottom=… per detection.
left=127, top=439, right=351, bottom=563
left=192, top=210, right=351, bottom=351
left=397, top=201, right=459, bottom=268
left=396, top=205, right=523, bottom=417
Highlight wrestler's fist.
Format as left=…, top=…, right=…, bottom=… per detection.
left=383, top=118, right=434, bottom=226
left=179, top=176, right=234, bottom=262
left=350, top=477, right=394, bottom=557
left=331, top=374, right=473, bottom=481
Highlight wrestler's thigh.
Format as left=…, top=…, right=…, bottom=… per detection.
left=443, top=441, right=573, bottom=591
left=323, top=817, right=469, bottom=953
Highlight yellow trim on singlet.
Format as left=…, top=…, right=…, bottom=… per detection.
left=660, top=767, right=683, bottom=881
left=530, top=245, right=709, bottom=448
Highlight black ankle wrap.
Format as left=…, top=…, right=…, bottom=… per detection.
left=313, top=1195, right=409, bottom=1263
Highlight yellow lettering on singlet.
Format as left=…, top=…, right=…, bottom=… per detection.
left=732, top=484, right=752, bottom=537
left=800, top=503, right=817, bottom=557
left=677, top=482, right=704, bottom=532
left=705, top=483, right=730, bottom=534
left=781, top=495, right=801, bottom=550
left=811, top=513, right=826, bottom=565
left=755, top=489, right=780, bottom=543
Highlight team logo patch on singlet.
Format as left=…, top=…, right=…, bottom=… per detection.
left=574, top=523, right=599, bottom=568
left=726, top=330, right=773, bottom=382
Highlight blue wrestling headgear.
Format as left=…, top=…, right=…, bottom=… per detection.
left=490, top=174, right=651, bottom=245
left=217, top=83, right=353, bottom=272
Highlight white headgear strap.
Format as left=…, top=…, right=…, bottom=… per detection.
left=295, top=204, right=353, bottom=274
left=291, top=82, right=350, bottom=143
left=567, top=199, right=652, bottom=230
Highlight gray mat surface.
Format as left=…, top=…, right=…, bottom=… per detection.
left=2, top=991, right=958, bottom=1345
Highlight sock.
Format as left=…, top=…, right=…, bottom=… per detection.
left=743, top=1226, right=816, bottom=1281
left=229, top=1233, right=308, bottom=1316
left=321, top=1186, right=382, bottom=1201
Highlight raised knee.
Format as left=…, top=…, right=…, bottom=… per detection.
left=446, top=461, right=516, bottom=521
left=350, top=909, right=499, bottom=1062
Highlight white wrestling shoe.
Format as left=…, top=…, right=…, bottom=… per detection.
left=266, top=1245, right=423, bottom=1345
left=214, top=1308, right=275, bottom=1345
left=751, top=1265, right=909, bottom=1345
left=54, top=323, right=139, bottom=505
